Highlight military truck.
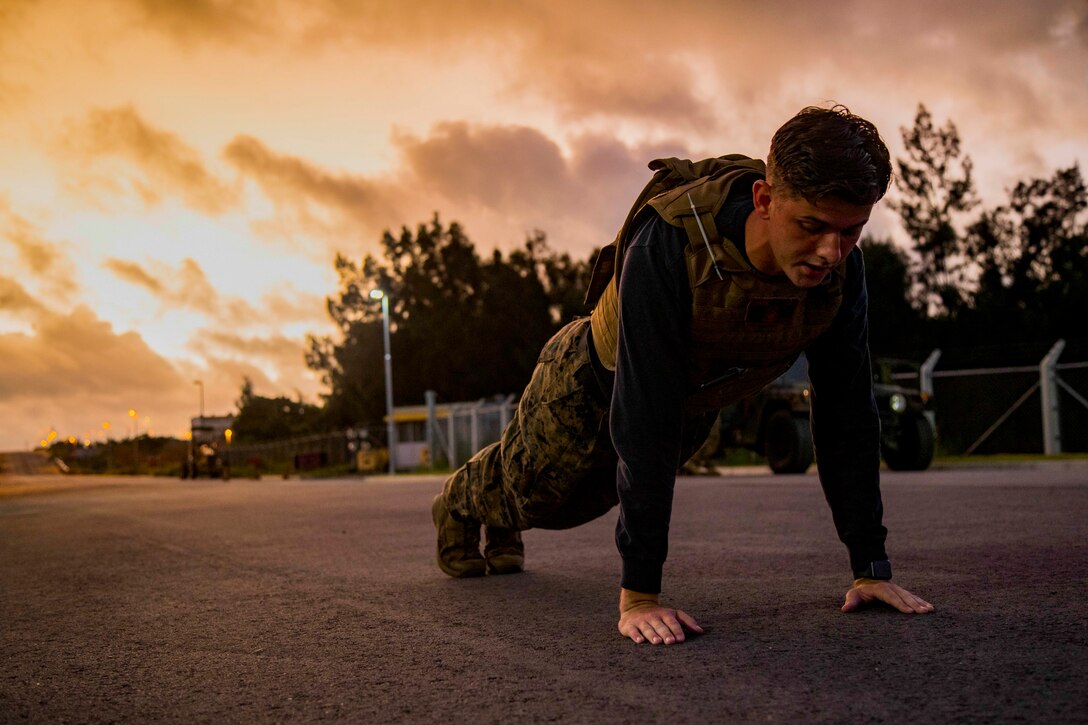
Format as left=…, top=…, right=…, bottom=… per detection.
left=181, top=415, right=233, bottom=479
left=693, top=355, right=935, bottom=474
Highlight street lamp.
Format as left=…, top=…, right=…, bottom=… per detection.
left=194, top=380, right=205, bottom=419
left=369, top=288, right=397, bottom=475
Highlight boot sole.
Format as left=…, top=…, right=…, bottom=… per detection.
left=485, top=556, right=524, bottom=575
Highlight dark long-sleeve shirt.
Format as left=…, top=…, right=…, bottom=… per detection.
left=605, top=198, right=888, bottom=594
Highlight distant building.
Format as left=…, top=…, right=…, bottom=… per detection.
left=388, top=395, right=515, bottom=470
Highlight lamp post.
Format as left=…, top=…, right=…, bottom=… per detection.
left=189, top=380, right=204, bottom=479
left=128, top=408, right=138, bottom=474
left=369, top=289, right=397, bottom=475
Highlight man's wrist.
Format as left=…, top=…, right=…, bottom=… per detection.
left=619, top=588, right=660, bottom=613
left=853, top=559, right=892, bottom=581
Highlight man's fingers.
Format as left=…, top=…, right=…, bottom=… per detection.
left=841, top=588, right=863, bottom=612
left=879, top=586, right=914, bottom=613
left=905, top=592, right=935, bottom=614
left=652, top=616, right=683, bottom=644
left=639, top=621, right=664, bottom=645
left=881, top=584, right=935, bottom=614
left=619, top=610, right=697, bottom=645
left=676, top=609, right=704, bottom=634
left=842, top=581, right=936, bottom=614
left=620, top=623, right=645, bottom=644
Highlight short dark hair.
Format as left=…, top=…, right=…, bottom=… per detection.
left=767, top=105, right=891, bottom=205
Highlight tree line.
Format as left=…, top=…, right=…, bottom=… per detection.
left=233, top=104, right=1086, bottom=442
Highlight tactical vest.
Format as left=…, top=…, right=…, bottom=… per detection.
left=586, top=156, right=847, bottom=413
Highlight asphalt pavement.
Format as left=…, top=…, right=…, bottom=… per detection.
left=2, top=462, right=1086, bottom=723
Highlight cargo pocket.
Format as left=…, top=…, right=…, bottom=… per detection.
left=512, top=319, right=610, bottom=523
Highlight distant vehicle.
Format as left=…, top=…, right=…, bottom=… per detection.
left=689, top=356, right=936, bottom=474
left=182, top=415, right=233, bottom=480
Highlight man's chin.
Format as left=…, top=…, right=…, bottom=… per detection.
left=790, top=267, right=830, bottom=287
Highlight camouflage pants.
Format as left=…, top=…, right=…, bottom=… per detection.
left=444, top=317, right=717, bottom=532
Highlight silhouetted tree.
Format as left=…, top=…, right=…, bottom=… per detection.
left=962, top=164, right=1087, bottom=344
left=861, top=237, right=924, bottom=356
left=307, top=215, right=594, bottom=427
left=890, top=104, right=980, bottom=314
left=231, top=378, right=324, bottom=441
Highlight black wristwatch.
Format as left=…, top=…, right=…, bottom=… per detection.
left=854, top=560, right=892, bottom=580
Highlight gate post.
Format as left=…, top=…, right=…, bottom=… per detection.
left=470, top=399, right=485, bottom=454
left=920, top=348, right=942, bottom=430
left=1040, top=339, right=1066, bottom=455
left=425, top=390, right=438, bottom=471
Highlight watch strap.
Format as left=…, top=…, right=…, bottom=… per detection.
left=854, top=560, right=892, bottom=580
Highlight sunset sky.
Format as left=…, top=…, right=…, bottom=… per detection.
left=1, top=0, right=1085, bottom=451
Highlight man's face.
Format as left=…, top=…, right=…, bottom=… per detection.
left=753, top=180, right=873, bottom=288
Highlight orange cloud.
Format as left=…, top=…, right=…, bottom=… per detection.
left=190, top=329, right=311, bottom=375
left=103, top=257, right=165, bottom=295
left=261, top=287, right=328, bottom=323
left=0, top=202, right=80, bottom=302
left=0, top=276, right=47, bottom=317
left=60, top=106, right=239, bottom=214
left=218, top=119, right=691, bottom=256
left=0, top=305, right=185, bottom=401
left=131, top=0, right=272, bottom=45
left=0, top=304, right=263, bottom=446
left=222, top=134, right=399, bottom=246
left=103, top=256, right=264, bottom=323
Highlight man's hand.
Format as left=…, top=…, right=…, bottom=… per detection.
left=617, top=588, right=704, bottom=645
left=842, top=578, right=935, bottom=614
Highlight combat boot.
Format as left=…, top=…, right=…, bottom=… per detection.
left=484, top=526, right=524, bottom=575
left=432, top=494, right=486, bottom=578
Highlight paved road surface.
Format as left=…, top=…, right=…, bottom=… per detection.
left=2, top=464, right=1086, bottom=722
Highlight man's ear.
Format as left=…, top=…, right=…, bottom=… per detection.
left=752, top=178, right=773, bottom=220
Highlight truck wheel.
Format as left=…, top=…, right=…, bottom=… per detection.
left=765, top=410, right=814, bottom=474
left=882, top=415, right=935, bottom=471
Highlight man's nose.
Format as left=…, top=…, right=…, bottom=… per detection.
left=816, top=232, right=844, bottom=263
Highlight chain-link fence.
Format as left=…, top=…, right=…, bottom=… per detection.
left=222, top=393, right=519, bottom=476
left=224, top=431, right=357, bottom=476
left=891, top=340, right=1088, bottom=456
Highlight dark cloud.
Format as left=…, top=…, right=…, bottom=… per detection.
left=62, top=106, right=238, bottom=215
left=394, top=122, right=573, bottom=216
left=389, top=121, right=692, bottom=251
